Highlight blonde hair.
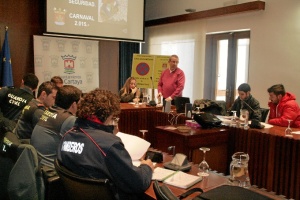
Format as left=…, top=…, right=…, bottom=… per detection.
left=121, top=77, right=137, bottom=96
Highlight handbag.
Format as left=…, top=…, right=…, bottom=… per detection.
left=193, top=113, right=222, bottom=128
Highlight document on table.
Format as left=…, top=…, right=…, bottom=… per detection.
left=116, top=132, right=150, bottom=166
left=152, top=167, right=202, bottom=189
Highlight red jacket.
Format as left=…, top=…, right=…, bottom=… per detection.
left=268, top=92, right=300, bottom=127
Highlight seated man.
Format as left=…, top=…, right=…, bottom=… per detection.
left=31, top=85, right=82, bottom=167
left=230, top=83, right=261, bottom=121
left=14, top=81, right=58, bottom=139
left=0, top=73, right=39, bottom=130
left=57, top=89, right=154, bottom=199
left=50, top=76, right=63, bottom=88
left=267, top=84, right=300, bottom=127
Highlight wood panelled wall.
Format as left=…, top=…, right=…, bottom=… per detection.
left=0, top=1, right=119, bottom=93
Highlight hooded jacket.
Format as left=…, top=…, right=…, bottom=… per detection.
left=268, top=92, right=300, bottom=127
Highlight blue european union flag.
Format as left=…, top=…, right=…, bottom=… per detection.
left=0, top=28, right=13, bottom=87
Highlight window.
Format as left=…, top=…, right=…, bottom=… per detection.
left=204, top=31, right=250, bottom=109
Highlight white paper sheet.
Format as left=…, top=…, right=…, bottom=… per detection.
left=116, top=132, right=150, bottom=161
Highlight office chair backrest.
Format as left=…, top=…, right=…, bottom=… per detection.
left=260, top=108, right=270, bottom=123
left=0, top=141, right=45, bottom=200
left=54, top=159, right=117, bottom=200
left=153, top=180, right=180, bottom=200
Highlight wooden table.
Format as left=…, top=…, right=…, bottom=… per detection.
left=144, top=152, right=287, bottom=200
left=118, top=108, right=299, bottom=199
left=119, top=104, right=188, bottom=146
left=228, top=126, right=300, bottom=200
left=118, top=103, right=161, bottom=140
left=153, top=125, right=230, bottom=174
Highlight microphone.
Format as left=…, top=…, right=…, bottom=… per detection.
left=148, top=76, right=157, bottom=106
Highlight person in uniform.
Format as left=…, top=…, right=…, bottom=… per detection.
left=0, top=73, right=39, bottom=131
left=57, top=88, right=154, bottom=199
left=14, top=81, right=58, bottom=139
left=30, top=85, right=82, bottom=167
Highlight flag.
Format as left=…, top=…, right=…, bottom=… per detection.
left=0, top=27, right=13, bottom=87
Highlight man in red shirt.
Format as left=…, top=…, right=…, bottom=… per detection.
left=268, top=84, right=300, bottom=127
left=157, top=54, right=185, bottom=105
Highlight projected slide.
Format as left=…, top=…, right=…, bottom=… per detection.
left=46, top=0, right=144, bottom=41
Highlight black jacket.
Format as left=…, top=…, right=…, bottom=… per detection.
left=57, top=118, right=152, bottom=199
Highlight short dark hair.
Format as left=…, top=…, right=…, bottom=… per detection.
left=267, top=84, right=285, bottom=96
left=238, top=83, right=251, bottom=93
left=23, top=73, right=39, bottom=90
left=37, top=81, right=58, bottom=97
left=77, top=88, right=120, bottom=122
left=55, top=85, right=82, bottom=109
left=50, top=76, right=63, bottom=86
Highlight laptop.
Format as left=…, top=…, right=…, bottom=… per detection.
left=174, top=97, right=190, bottom=113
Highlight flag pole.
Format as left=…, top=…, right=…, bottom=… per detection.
left=1, top=25, right=14, bottom=87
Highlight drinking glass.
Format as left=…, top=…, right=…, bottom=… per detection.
left=240, top=109, right=249, bottom=130
left=139, top=130, right=148, bottom=139
left=231, top=111, right=237, bottom=127
left=134, top=97, right=140, bottom=107
left=195, top=107, right=201, bottom=114
left=198, top=147, right=210, bottom=177
left=142, top=92, right=148, bottom=105
left=285, top=119, right=293, bottom=137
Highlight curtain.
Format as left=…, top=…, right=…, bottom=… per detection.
left=119, top=42, right=140, bottom=89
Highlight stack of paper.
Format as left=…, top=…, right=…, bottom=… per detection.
left=152, top=167, right=202, bottom=189
left=116, top=132, right=151, bottom=166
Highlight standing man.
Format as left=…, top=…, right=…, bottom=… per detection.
left=31, top=85, right=82, bottom=167
left=230, top=83, right=261, bottom=121
left=14, top=81, right=58, bottom=139
left=157, top=54, right=185, bottom=105
left=267, top=84, right=300, bottom=127
left=0, top=73, right=39, bottom=130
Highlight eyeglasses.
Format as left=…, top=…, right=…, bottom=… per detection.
left=110, top=117, right=120, bottom=126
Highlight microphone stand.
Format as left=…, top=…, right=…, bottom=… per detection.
left=241, top=100, right=255, bottom=113
left=149, top=77, right=156, bottom=106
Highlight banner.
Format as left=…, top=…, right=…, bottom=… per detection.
left=33, top=35, right=99, bottom=93
left=131, top=54, right=169, bottom=89
left=0, top=28, right=14, bottom=87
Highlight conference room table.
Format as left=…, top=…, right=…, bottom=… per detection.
left=118, top=105, right=300, bottom=199
left=143, top=152, right=287, bottom=200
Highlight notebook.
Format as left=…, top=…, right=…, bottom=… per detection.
left=152, top=167, right=202, bottom=189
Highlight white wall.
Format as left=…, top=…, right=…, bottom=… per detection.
left=143, top=0, right=300, bottom=108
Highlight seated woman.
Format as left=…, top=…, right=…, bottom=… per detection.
left=57, top=89, right=154, bottom=199
left=119, top=77, right=142, bottom=103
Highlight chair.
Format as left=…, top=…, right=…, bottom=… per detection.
left=153, top=180, right=180, bottom=200
left=153, top=180, right=203, bottom=200
left=54, top=159, right=117, bottom=200
left=0, top=142, right=45, bottom=200
left=260, top=108, right=269, bottom=123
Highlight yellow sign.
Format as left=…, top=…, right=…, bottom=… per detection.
left=131, top=54, right=169, bottom=89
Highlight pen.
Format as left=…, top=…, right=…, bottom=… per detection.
left=161, top=171, right=179, bottom=182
